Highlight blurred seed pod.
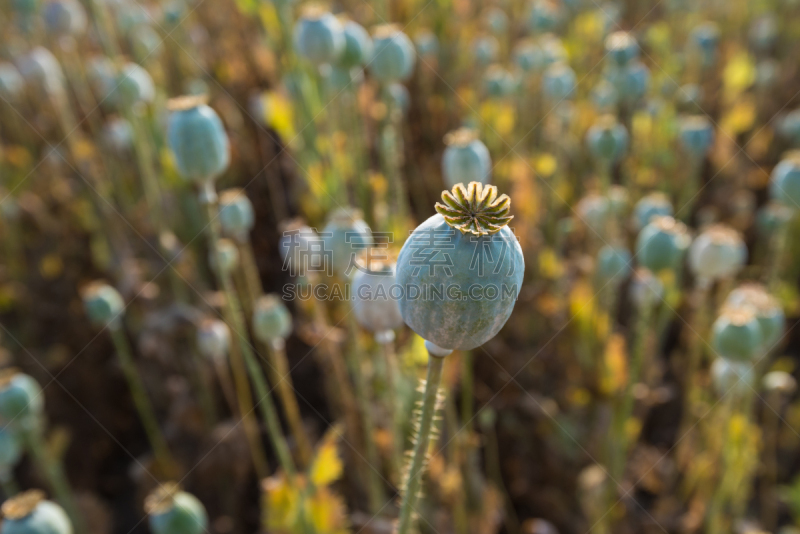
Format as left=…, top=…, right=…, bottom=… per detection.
left=762, top=370, right=796, bottom=395
left=483, top=6, right=508, bottom=34
left=483, top=65, right=518, bottom=99
left=629, top=268, right=664, bottom=309
left=711, top=306, right=763, bottom=363
left=675, top=83, right=703, bottom=113
left=352, top=258, right=404, bottom=332
left=542, top=61, right=576, bottom=101
left=778, top=109, right=800, bottom=146
left=607, top=185, right=629, bottom=215
left=146, top=483, right=208, bottom=534
left=370, top=24, right=415, bottom=83
left=755, top=59, right=780, bottom=91
left=131, top=25, right=163, bottom=62
left=339, top=19, right=372, bottom=69
left=756, top=201, right=794, bottom=237
left=167, top=95, right=231, bottom=184
left=43, top=0, right=87, bottom=36
left=322, top=208, right=373, bottom=277
left=635, top=216, right=691, bottom=273
left=293, top=6, right=345, bottom=66
left=632, top=191, right=673, bottom=231
left=16, top=47, right=65, bottom=96
left=769, top=154, right=800, bottom=210
left=513, top=39, right=544, bottom=73
left=253, top=294, right=293, bottom=342
left=687, top=224, right=746, bottom=282
left=0, top=426, right=22, bottom=471
left=688, top=22, right=719, bottom=66
left=528, top=0, right=564, bottom=33
left=605, top=60, right=649, bottom=104
left=0, top=63, right=26, bottom=104
left=710, top=358, right=755, bottom=398
left=196, top=319, right=230, bottom=361
left=442, top=128, right=492, bottom=187
left=678, top=114, right=714, bottom=160
left=102, top=116, right=134, bottom=155
left=590, top=79, right=618, bottom=111
left=0, top=370, right=44, bottom=430
left=114, top=2, right=150, bottom=36
left=386, top=82, right=410, bottom=116
left=749, top=14, right=778, bottom=54
left=471, top=35, right=499, bottom=66
left=210, top=238, right=239, bottom=275
left=81, top=281, right=125, bottom=328
left=1, top=490, right=72, bottom=534
left=725, top=283, right=785, bottom=350
left=595, top=244, right=631, bottom=288
left=538, top=34, right=567, bottom=67
left=586, top=115, right=629, bottom=163
left=161, top=0, right=185, bottom=28
left=85, top=55, right=117, bottom=106
left=575, top=193, right=611, bottom=230
left=279, top=219, right=318, bottom=274
left=414, top=30, right=439, bottom=59
left=605, top=31, right=639, bottom=67
left=218, top=189, right=255, bottom=242
left=114, top=62, right=155, bottom=109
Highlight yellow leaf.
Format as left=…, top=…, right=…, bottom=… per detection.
left=723, top=52, right=756, bottom=101
left=538, top=248, right=564, bottom=279
left=310, top=425, right=344, bottom=487
left=721, top=99, right=756, bottom=135
left=534, top=153, right=558, bottom=178
left=602, top=333, right=628, bottom=395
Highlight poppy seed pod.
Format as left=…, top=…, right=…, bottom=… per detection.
left=629, top=268, right=664, bottom=310
left=689, top=22, right=720, bottom=64
left=688, top=224, right=746, bottom=282
left=576, top=193, right=611, bottom=230
left=636, top=216, right=691, bottom=273
left=762, top=370, right=796, bottom=395
left=132, top=25, right=163, bottom=61
left=322, top=208, right=372, bottom=277
left=414, top=30, right=439, bottom=58
left=81, top=282, right=125, bottom=328
left=528, top=0, right=563, bottom=33
left=780, top=109, right=800, bottom=146
left=725, top=283, right=785, bottom=350
left=102, top=117, right=133, bottom=155
left=542, top=62, right=576, bottom=101
left=608, top=185, right=629, bottom=215
left=0, top=427, right=22, bottom=470
left=605, top=31, right=639, bottom=67
left=678, top=115, right=714, bottom=159
left=196, top=319, right=230, bottom=361
left=595, top=245, right=631, bottom=288
left=0, top=370, right=43, bottom=429
left=279, top=219, right=318, bottom=274
left=769, top=155, right=800, bottom=209
left=483, top=65, right=518, bottom=98
left=756, top=202, right=794, bottom=237
left=513, top=39, right=543, bottom=73
left=483, top=6, right=508, bottom=34
left=218, top=189, right=255, bottom=241
left=396, top=182, right=524, bottom=350
left=43, top=0, right=86, bottom=36
left=442, top=128, right=492, bottom=187
left=293, top=6, right=345, bottom=66
left=0, top=63, right=25, bottom=103
left=16, top=47, right=64, bottom=96
left=114, top=62, right=155, bottom=109
left=539, top=34, right=567, bottom=67
left=471, top=35, right=499, bottom=66
left=586, top=115, right=629, bottom=163
left=632, top=192, right=673, bottom=230
left=167, top=95, right=231, bottom=184
left=370, top=25, right=415, bottom=83
left=339, top=20, right=372, bottom=69
left=591, top=80, right=618, bottom=111
left=710, top=358, right=754, bottom=398
left=711, top=307, right=763, bottom=363
left=146, top=484, right=208, bottom=534
left=387, top=83, right=410, bottom=116
left=253, top=294, right=293, bottom=342
left=85, top=56, right=116, bottom=104
left=749, top=15, right=778, bottom=53
left=210, top=238, right=239, bottom=275
left=352, top=259, right=404, bottom=333
left=0, top=491, right=72, bottom=534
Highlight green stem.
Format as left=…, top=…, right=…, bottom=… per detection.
left=377, top=331, right=403, bottom=483
left=397, top=344, right=449, bottom=534
left=268, top=339, right=313, bottom=468
left=109, top=327, right=175, bottom=472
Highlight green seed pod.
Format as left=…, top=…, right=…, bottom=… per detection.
left=483, top=65, right=518, bottom=98
left=689, top=22, right=719, bottom=67
left=711, top=307, right=763, bottom=363
left=528, top=0, right=563, bottom=33
left=632, top=192, right=673, bottom=230
left=0, top=370, right=43, bottom=429
left=756, top=201, right=794, bottom=237
left=196, top=319, right=230, bottom=361
left=0, top=426, right=22, bottom=470
left=102, top=117, right=133, bottom=155
left=252, top=294, right=292, bottom=342
left=608, top=185, right=629, bottom=215
left=210, top=238, right=239, bottom=275
left=780, top=109, right=800, bottom=146
left=339, top=19, right=372, bottom=69
left=725, top=283, right=785, bottom=350
left=322, top=208, right=373, bottom=277
left=770, top=154, right=800, bottom=210
left=762, top=370, right=796, bottom=395
left=678, top=114, right=714, bottom=159
left=81, top=281, right=125, bottom=328
left=471, top=35, right=499, bottom=66
left=386, top=82, right=410, bottom=116
left=131, top=25, right=163, bottom=62
left=605, top=31, right=639, bottom=67
left=512, top=39, right=543, bottom=73
left=370, top=24, right=415, bottom=83
left=0, top=63, right=25, bottom=103
left=595, top=245, right=631, bottom=288
left=442, top=128, right=492, bottom=187
left=396, top=182, right=524, bottom=350
left=414, top=30, right=438, bottom=59
left=352, top=259, right=404, bottom=333
left=85, top=56, right=116, bottom=106
left=687, top=224, right=746, bottom=282
left=16, top=47, right=64, bottom=96
left=586, top=115, right=629, bottom=163
left=576, top=193, right=611, bottom=230
left=293, top=6, right=345, bottom=66
left=146, top=484, right=208, bottom=534
left=710, top=358, right=754, bottom=398
left=114, top=62, right=155, bottom=109
left=542, top=62, right=576, bottom=101
left=167, top=95, right=231, bottom=184
left=591, top=80, right=618, bottom=111
left=605, top=60, right=650, bottom=104
left=629, top=268, right=663, bottom=310
left=0, top=491, right=72, bottom=534
left=218, top=189, right=255, bottom=242
left=482, top=6, right=508, bottom=34
left=43, top=0, right=87, bottom=36
left=539, top=34, right=567, bottom=67
left=636, top=216, right=691, bottom=273
left=279, top=219, right=317, bottom=274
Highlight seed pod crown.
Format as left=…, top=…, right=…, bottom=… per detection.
left=435, top=182, right=513, bottom=236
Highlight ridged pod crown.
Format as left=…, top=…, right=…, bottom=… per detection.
left=146, top=483, right=208, bottom=534
left=711, top=306, right=764, bottom=362
left=435, top=182, right=513, bottom=236
left=81, top=281, right=125, bottom=328
left=1, top=490, right=72, bottom=534
left=2, top=490, right=45, bottom=520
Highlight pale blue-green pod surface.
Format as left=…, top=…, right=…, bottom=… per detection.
left=16, top=47, right=64, bottom=95
left=749, top=15, right=778, bottom=53
left=605, top=31, right=639, bottom=67
left=528, top=0, right=563, bottom=33
left=483, top=66, right=518, bottom=98
left=513, top=39, right=543, bottom=73
left=605, top=60, right=649, bottom=103
left=210, top=239, right=239, bottom=275
left=687, top=225, right=746, bottom=281
left=0, top=371, right=43, bottom=428
left=414, top=30, right=439, bottom=59
left=442, top=129, right=492, bottom=187
left=43, top=0, right=86, bottom=35
left=386, top=83, right=410, bottom=116
left=725, top=284, right=785, bottom=350
left=711, top=309, right=763, bottom=363
left=218, top=189, right=255, bottom=239
left=293, top=9, right=344, bottom=65
left=196, top=319, right=230, bottom=360
left=595, top=245, right=631, bottom=288
left=115, top=62, right=155, bottom=108
left=756, top=201, right=794, bottom=237
left=542, top=62, right=575, bottom=101
left=81, top=282, right=124, bottom=327
left=770, top=156, right=800, bottom=209
left=322, top=209, right=373, bottom=277
left=472, top=35, right=499, bottom=66
left=632, top=192, right=673, bottom=230
left=0, top=63, right=25, bottom=102
left=678, top=115, right=714, bottom=159
left=148, top=490, right=208, bottom=534
left=339, top=20, right=372, bottom=69
left=370, top=25, right=415, bottom=83
left=1, top=495, right=72, bottom=534
left=629, top=268, right=664, bottom=310
left=635, top=216, right=691, bottom=273
left=396, top=193, right=524, bottom=351
left=352, top=262, right=404, bottom=333
left=167, top=97, right=231, bottom=183
left=710, top=358, right=754, bottom=398
left=0, top=426, right=22, bottom=469
left=586, top=117, right=629, bottom=163
left=253, top=294, right=293, bottom=342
